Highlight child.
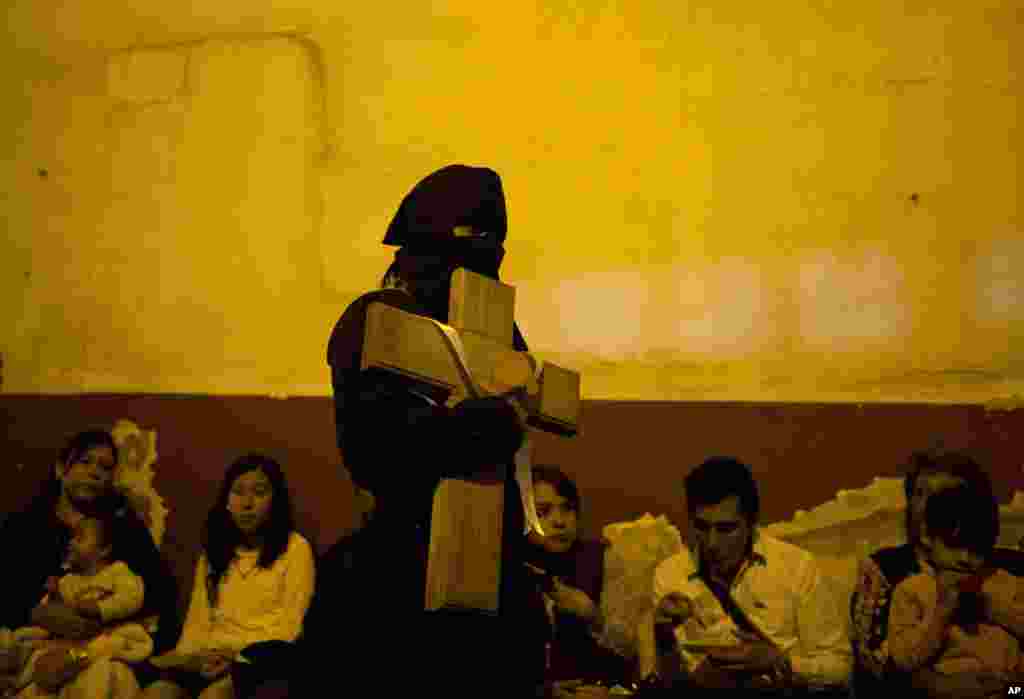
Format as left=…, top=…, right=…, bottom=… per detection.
left=889, top=484, right=1024, bottom=682
left=3, top=515, right=153, bottom=695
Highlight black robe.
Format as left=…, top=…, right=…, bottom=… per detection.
left=304, top=288, right=545, bottom=695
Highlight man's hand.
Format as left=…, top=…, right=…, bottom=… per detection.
left=653, top=592, right=701, bottom=650
left=653, top=592, right=695, bottom=627
left=30, top=603, right=102, bottom=640
left=703, top=631, right=784, bottom=675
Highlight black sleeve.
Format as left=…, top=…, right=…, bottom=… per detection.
left=0, top=506, right=62, bottom=630
left=300, top=545, right=337, bottom=654
left=338, top=366, right=524, bottom=484
left=297, top=537, right=357, bottom=695
left=115, top=508, right=181, bottom=653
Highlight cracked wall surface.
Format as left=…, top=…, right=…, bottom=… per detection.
left=0, top=1, right=1020, bottom=402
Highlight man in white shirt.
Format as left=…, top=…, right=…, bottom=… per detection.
left=649, top=456, right=851, bottom=695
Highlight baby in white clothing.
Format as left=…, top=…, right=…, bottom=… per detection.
left=1, top=516, right=153, bottom=694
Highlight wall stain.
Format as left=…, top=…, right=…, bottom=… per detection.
left=105, top=30, right=335, bottom=306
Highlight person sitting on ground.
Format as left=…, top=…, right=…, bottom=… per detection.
left=523, top=465, right=632, bottom=698
left=142, top=454, right=314, bottom=699
left=4, top=513, right=153, bottom=696
left=889, top=484, right=1024, bottom=687
left=850, top=449, right=1024, bottom=698
left=0, top=429, right=177, bottom=698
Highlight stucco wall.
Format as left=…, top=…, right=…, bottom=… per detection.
left=1, top=1, right=1020, bottom=402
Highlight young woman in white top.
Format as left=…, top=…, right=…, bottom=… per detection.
left=142, top=454, right=315, bottom=699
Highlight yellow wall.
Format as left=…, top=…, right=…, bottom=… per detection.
left=1, top=1, right=1020, bottom=402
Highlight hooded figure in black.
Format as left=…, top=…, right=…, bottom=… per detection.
left=304, top=165, right=547, bottom=696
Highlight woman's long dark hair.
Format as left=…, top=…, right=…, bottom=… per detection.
left=202, top=454, right=295, bottom=606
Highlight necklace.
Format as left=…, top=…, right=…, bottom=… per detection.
left=234, top=551, right=260, bottom=579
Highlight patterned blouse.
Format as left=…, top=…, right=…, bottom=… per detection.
left=850, top=543, right=1024, bottom=693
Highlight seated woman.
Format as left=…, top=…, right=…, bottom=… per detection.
left=142, top=454, right=315, bottom=699
left=523, top=465, right=631, bottom=699
left=5, top=513, right=154, bottom=696
left=0, top=429, right=177, bottom=698
left=889, top=484, right=1024, bottom=684
left=851, top=449, right=1024, bottom=698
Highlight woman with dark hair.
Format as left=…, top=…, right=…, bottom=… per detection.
left=143, top=454, right=314, bottom=699
left=0, top=429, right=178, bottom=697
left=523, top=465, right=631, bottom=699
left=850, top=449, right=1024, bottom=698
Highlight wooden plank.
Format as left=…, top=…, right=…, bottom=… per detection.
left=536, top=363, right=582, bottom=431
left=361, top=271, right=582, bottom=614
left=458, top=331, right=535, bottom=394
left=363, top=302, right=582, bottom=431
left=449, top=268, right=516, bottom=347
left=425, top=478, right=506, bottom=612
left=361, top=302, right=462, bottom=393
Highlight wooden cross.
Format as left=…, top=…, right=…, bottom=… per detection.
left=361, top=267, right=581, bottom=612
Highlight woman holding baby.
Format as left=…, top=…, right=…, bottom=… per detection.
left=0, top=429, right=178, bottom=698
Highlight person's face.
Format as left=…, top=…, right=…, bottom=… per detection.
left=925, top=530, right=984, bottom=575
left=67, top=519, right=110, bottom=571
left=400, top=239, right=505, bottom=314
left=690, top=496, right=752, bottom=582
left=450, top=235, right=505, bottom=279
left=533, top=481, right=579, bottom=554
left=407, top=252, right=456, bottom=298
left=58, top=446, right=116, bottom=503
left=227, top=469, right=274, bottom=534
left=909, top=472, right=965, bottom=544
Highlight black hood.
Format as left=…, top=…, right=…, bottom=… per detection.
left=383, top=164, right=511, bottom=320
left=383, top=164, right=508, bottom=247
